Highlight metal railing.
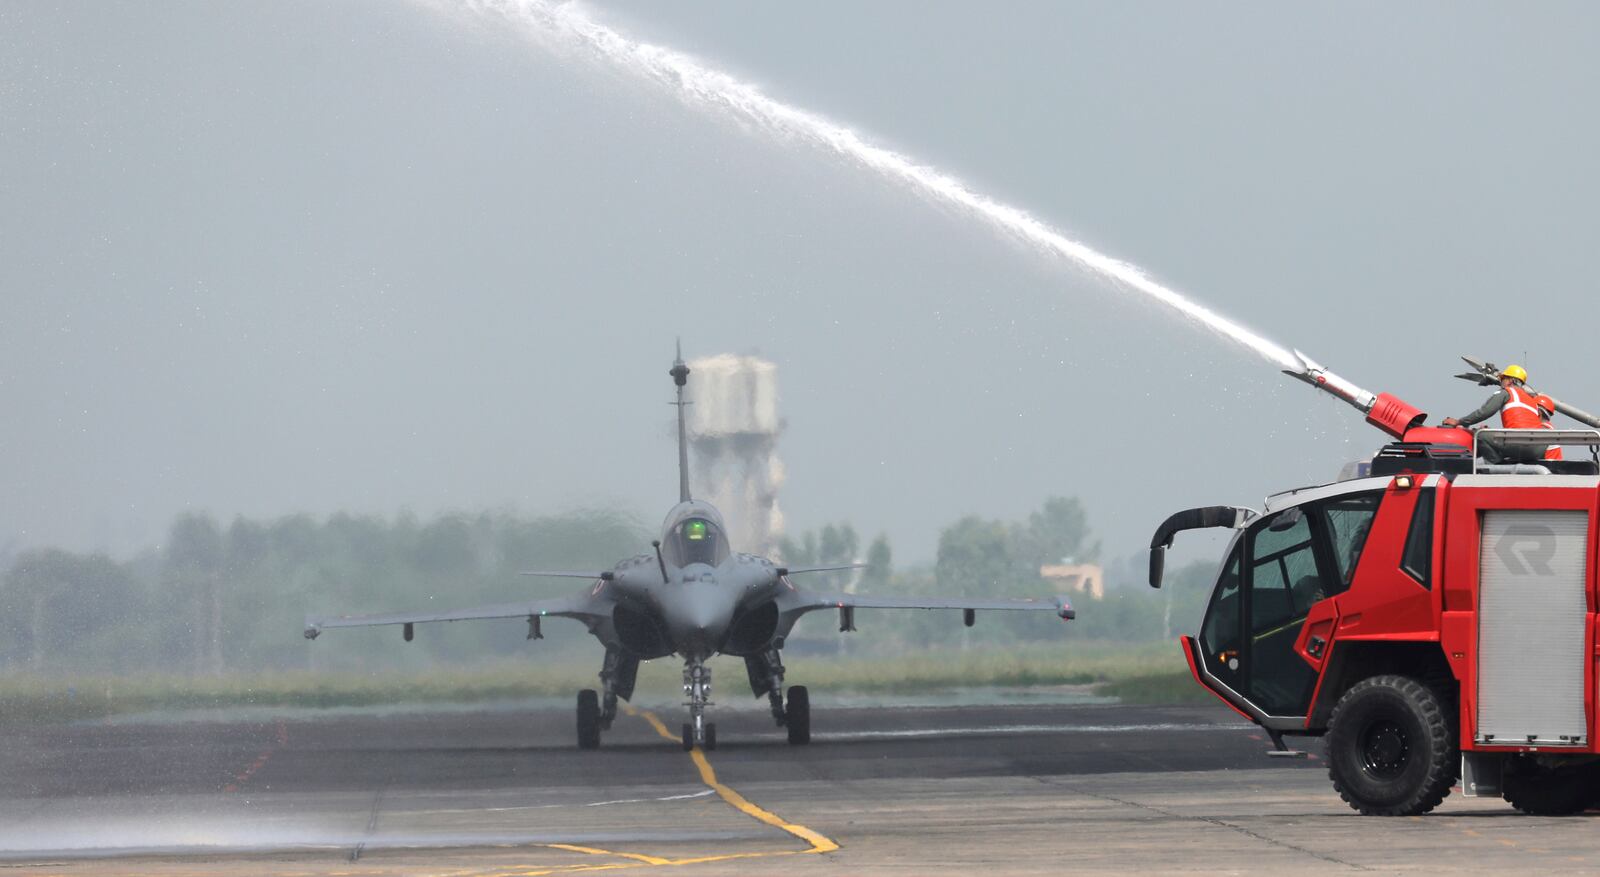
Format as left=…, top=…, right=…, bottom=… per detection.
left=1471, top=428, right=1600, bottom=475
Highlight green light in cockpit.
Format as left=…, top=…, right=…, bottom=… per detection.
left=684, top=519, right=708, bottom=541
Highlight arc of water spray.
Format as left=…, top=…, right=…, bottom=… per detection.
left=465, top=0, right=1298, bottom=370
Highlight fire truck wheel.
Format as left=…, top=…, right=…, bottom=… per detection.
left=1324, top=675, right=1457, bottom=816
left=1502, top=759, right=1592, bottom=816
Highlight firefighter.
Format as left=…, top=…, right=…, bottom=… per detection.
left=1441, top=364, right=1549, bottom=462
left=1537, top=394, right=1564, bottom=461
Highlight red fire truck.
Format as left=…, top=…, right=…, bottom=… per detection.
left=1149, top=354, right=1600, bottom=815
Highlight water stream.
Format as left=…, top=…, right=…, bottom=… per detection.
left=462, top=0, right=1300, bottom=370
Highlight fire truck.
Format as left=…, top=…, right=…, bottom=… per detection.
left=1149, top=354, right=1600, bottom=815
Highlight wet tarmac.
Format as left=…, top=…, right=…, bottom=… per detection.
left=2, top=698, right=1595, bottom=874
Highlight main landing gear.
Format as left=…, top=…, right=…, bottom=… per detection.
left=580, top=649, right=813, bottom=751
left=576, top=689, right=601, bottom=750
left=577, top=648, right=638, bottom=750
left=785, top=685, right=810, bottom=745
left=746, top=648, right=810, bottom=745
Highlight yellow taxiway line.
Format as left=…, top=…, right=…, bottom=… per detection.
left=626, top=705, right=839, bottom=854
left=458, top=706, right=838, bottom=877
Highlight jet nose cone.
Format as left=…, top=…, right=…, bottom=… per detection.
left=664, top=580, right=734, bottom=657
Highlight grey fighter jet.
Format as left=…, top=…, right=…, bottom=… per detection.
left=305, top=350, right=1076, bottom=750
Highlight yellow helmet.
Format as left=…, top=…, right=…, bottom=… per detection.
left=1501, top=364, right=1528, bottom=383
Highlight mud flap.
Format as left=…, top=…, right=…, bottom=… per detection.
left=1461, top=752, right=1502, bottom=797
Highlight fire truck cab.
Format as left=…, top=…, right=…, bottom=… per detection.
left=1151, top=428, right=1600, bottom=816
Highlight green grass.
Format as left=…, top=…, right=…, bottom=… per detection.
left=0, top=640, right=1204, bottom=726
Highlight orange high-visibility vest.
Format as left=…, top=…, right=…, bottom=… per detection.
left=1535, top=394, right=1563, bottom=460
left=1499, top=384, right=1544, bottom=430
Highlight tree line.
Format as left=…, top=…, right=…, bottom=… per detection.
left=0, top=509, right=648, bottom=675
left=0, top=498, right=1219, bottom=676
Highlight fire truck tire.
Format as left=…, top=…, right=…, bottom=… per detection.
left=1324, top=675, right=1456, bottom=816
left=1502, top=760, right=1593, bottom=816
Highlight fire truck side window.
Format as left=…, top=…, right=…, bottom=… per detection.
left=1250, top=512, right=1319, bottom=627
left=1316, top=492, right=1382, bottom=597
left=1400, top=488, right=1435, bottom=588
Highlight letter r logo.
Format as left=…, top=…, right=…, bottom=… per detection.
left=1495, top=524, right=1557, bottom=576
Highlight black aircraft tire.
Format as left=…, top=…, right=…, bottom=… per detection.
left=786, top=685, right=811, bottom=745
left=1324, top=675, right=1456, bottom=816
left=576, top=689, right=601, bottom=750
left=705, top=723, right=717, bottom=751
left=681, top=723, right=694, bottom=752
left=1503, top=760, right=1593, bottom=816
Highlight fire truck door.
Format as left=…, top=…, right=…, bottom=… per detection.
left=1242, top=510, right=1324, bottom=716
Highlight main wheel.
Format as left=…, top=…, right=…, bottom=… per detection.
left=1324, top=675, right=1456, bottom=816
left=786, top=685, right=811, bottom=745
left=1503, top=759, right=1593, bottom=816
left=576, top=689, right=601, bottom=750
left=704, top=723, right=717, bottom=751
left=681, top=723, right=694, bottom=752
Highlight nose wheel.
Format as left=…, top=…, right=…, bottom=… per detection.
left=682, top=657, right=716, bottom=750
left=682, top=721, right=716, bottom=751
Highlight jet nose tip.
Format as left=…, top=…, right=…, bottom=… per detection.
left=664, top=586, right=733, bottom=655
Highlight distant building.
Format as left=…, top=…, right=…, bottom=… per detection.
left=1040, top=561, right=1104, bottom=600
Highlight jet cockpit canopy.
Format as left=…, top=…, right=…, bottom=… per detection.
left=660, top=501, right=732, bottom=568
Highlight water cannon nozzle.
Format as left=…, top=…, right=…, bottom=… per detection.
left=1282, top=349, right=1377, bottom=414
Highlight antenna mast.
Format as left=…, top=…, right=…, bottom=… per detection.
left=670, top=341, right=692, bottom=502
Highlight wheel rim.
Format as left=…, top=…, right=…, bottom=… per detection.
left=1360, top=719, right=1410, bottom=778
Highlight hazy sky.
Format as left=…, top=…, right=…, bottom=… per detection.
left=3, top=1, right=1596, bottom=571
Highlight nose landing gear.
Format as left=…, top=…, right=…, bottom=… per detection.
left=682, top=657, right=715, bottom=750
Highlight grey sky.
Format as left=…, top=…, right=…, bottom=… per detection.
left=3, top=1, right=1596, bottom=570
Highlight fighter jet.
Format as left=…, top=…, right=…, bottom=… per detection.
left=305, top=348, right=1075, bottom=751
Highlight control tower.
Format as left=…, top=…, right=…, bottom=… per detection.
left=686, top=354, right=785, bottom=555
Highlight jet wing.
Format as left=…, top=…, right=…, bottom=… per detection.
left=780, top=589, right=1074, bottom=619
left=304, top=593, right=606, bottom=639
left=779, top=564, right=865, bottom=576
